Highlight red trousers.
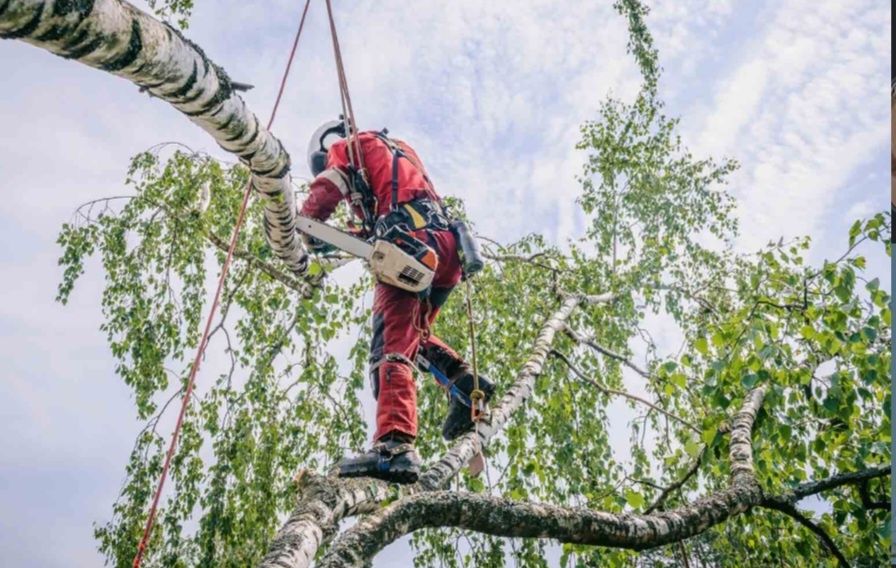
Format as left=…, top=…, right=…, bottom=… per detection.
left=370, top=228, right=463, bottom=441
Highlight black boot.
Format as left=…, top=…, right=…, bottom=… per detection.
left=441, top=373, right=495, bottom=441
left=337, top=433, right=421, bottom=484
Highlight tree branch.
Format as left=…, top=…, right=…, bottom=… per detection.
left=645, top=445, right=706, bottom=514
left=550, top=349, right=699, bottom=434
left=316, top=388, right=767, bottom=567
left=204, top=231, right=315, bottom=297
left=859, top=480, right=889, bottom=510
left=0, top=0, right=307, bottom=273
left=482, top=251, right=558, bottom=272
left=762, top=501, right=849, bottom=567
left=564, top=327, right=651, bottom=379
left=259, top=292, right=617, bottom=568
left=772, top=466, right=891, bottom=503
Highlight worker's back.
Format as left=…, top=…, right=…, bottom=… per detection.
left=327, top=131, right=439, bottom=217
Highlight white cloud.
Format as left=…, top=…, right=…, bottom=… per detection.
left=682, top=0, right=888, bottom=253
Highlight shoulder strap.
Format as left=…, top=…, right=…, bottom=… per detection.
left=373, top=130, right=436, bottom=210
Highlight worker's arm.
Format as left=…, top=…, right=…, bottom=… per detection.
left=299, top=140, right=352, bottom=221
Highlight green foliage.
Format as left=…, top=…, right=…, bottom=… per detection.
left=60, top=149, right=368, bottom=566
left=146, top=0, right=195, bottom=30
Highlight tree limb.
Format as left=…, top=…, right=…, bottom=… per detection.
left=564, top=327, right=651, bottom=379
left=645, top=445, right=706, bottom=514
left=771, top=466, right=891, bottom=503
left=762, top=500, right=850, bottom=567
left=316, top=388, right=767, bottom=566
left=205, top=231, right=315, bottom=297
left=550, top=348, right=699, bottom=434
left=0, top=0, right=307, bottom=273
left=859, top=480, right=889, bottom=510
left=259, top=292, right=617, bottom=568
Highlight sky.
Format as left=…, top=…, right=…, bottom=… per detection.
left=0, top=0, right=890, bottom=566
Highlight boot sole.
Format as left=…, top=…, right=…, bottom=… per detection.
left=338, top=467, right=419, bottom=484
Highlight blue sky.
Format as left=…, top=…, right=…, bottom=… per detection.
left=0, top=0, right=889, bottom=566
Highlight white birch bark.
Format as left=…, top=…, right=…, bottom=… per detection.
left=0, top=0, right=308, bottom=273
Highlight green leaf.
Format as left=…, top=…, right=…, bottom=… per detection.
left=684, top=438, right=701, bottom=458
left=624, top=488, right=645, bottom=509
left=741, top=373, right=759, bottom=389
left=695, top=337, right=709, bottom=355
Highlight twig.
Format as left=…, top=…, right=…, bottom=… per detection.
left=763, top=501, right=849, bottom=567
left=563, top=327, right=651, bottom=379
left=550, top=349, right=699, bottom=434
left=645, top=445, right=706, bottom=513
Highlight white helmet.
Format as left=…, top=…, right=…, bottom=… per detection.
left=307, top=119, right=346, bottom=176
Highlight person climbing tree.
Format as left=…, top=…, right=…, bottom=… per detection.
left=299, top=120, right=495, bottom=483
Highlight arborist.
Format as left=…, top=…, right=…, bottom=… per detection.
left=297, top=119, right=495, bottom=483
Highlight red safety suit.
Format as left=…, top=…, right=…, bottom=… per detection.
left=300, top=131, right=464, bottom=441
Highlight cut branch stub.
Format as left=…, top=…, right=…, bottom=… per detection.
left=0, top=0, right=307, bottom=273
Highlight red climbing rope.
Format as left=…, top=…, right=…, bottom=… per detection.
left=132, top=1, right=311, bottom=566
left=324, top=0, right=364, bottom=172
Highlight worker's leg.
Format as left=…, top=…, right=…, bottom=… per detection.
left=370, top=281, right=425, bottom=441
left=338, top=281, right=424, bottom=483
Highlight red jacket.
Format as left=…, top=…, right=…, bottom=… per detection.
left=300, top=131, right=440, bottom=223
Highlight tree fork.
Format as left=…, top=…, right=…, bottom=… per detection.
left=316, top=388, right=769, bottom=566
left=0, top=0, right=307, bottom=273
left=259, top=292, right=617, bottom=568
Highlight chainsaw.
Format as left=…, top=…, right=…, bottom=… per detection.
left=296, top=215, right=438, bottom=293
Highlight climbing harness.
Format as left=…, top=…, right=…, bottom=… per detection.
left=131, top=1, right=313, bottom=566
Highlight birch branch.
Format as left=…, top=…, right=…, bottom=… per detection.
left=0, top=0, right=307, bottom=273
left=259, top=292, right=617, bottom=568
left=550, top=348, right=700, bottom=434
left=316, top=388, right=768, bottom=566
left=565, top=326, right=652, bottom=379
left=762, top=501, right=849, bottom=567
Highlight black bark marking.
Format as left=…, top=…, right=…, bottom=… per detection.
left=1, top=2, right=44, bottom=39
left=101, top=19, right=142, bottom=72
left=255, top=160, right=290, bottom=179
left=212, top=110, right=238, bottom=132
left=52, top=0, right=94, bottom=18
left=221, top=117, right=249, bottom=143
left=237, top=122, right=263, bottom=155
left=168, top=59, right=198, bottom=100
left=61, top=31, right=103, bottom=59
left=136, top=76, right=169, bottom=90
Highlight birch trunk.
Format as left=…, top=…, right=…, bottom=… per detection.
left=0, top=0, right=307, bottom=273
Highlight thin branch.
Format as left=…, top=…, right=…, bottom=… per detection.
left=762, top=501, right=849, bottom=567
left=564, top=327, right=651, bottom=379
left=781, top=466, right=891, bottom=502
left=550, top=349, right=699, bottom=434
left=482, top=251, right=558, bottom=273
left=645, top=445, right=706, bottom=514
left=205, top=231, right=315, bottom=297
left=859, top=481, right=889, bottom=510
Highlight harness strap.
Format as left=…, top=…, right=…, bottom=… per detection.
left=390, top=146, right=401, bottom=210
left=373, top=130, right=438, bottom=210
left=369, top=352, right=416, bottom=375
